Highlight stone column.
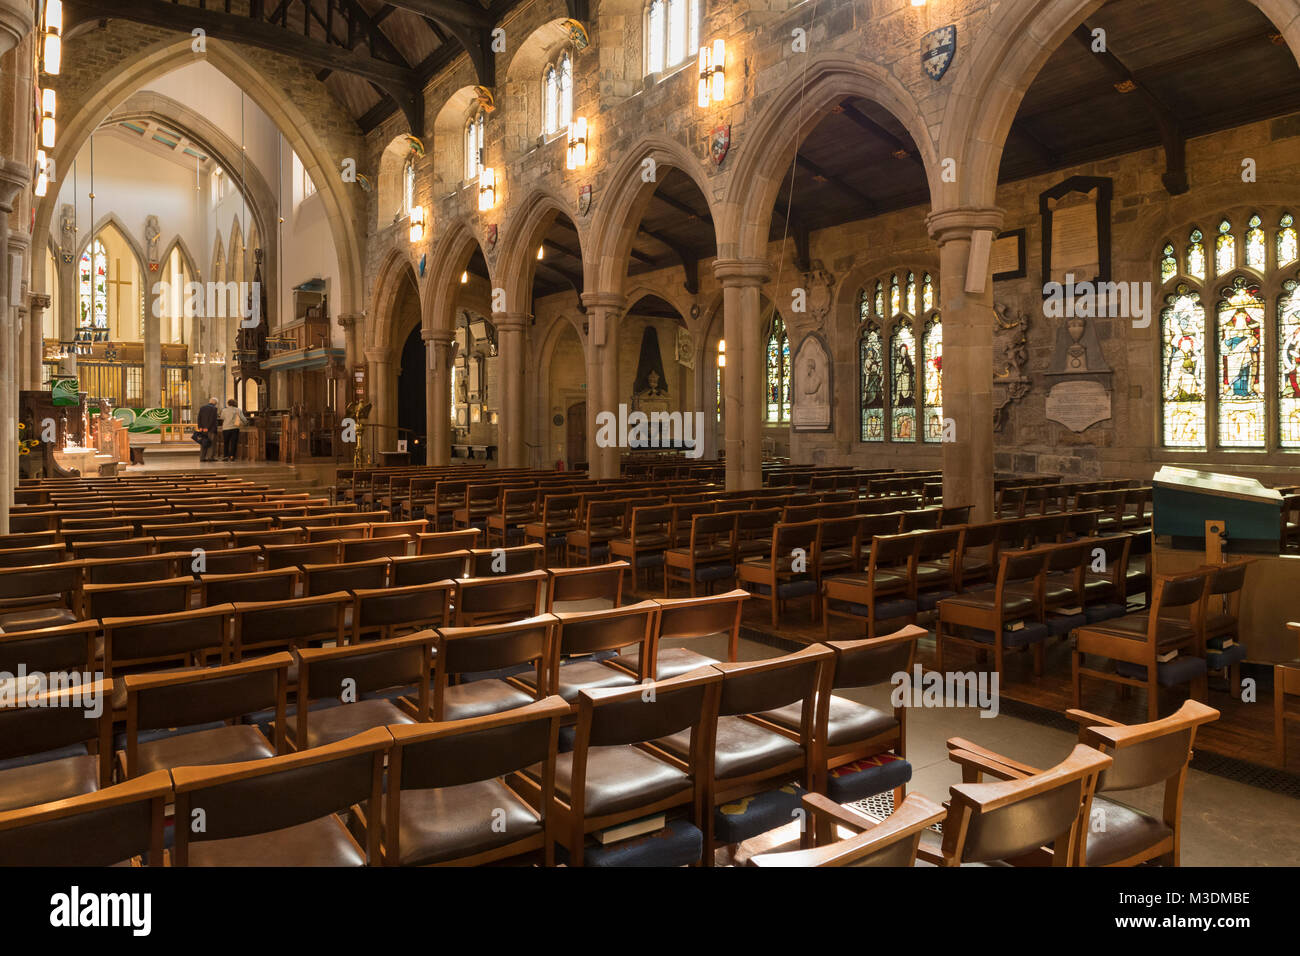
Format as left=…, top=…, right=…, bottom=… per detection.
left=144, top=282, right=162, bottom=407
left=493, top=311, right=529, bottom=469
left=0, top=159, right=29, bottom=535
left=28, top=292, right=49, bottom=390
left=713, top=258, right=771, bottom=490
left=926, top=207, right=1004, bottom=522
left=423, top=327, right=453, bottom=466
left=337, top=312, right=362, bottom=374
left=581, top=293, right=625, bottom=479
left=365, top=346, right=394, bottom=458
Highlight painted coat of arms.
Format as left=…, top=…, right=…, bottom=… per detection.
left=710, top=125, right=731, bottom=166
left=578, top=184, right=592, bottom=216
left=485, top=224, right=498, bottom=252
left=921, top=25, right=957, bottom=81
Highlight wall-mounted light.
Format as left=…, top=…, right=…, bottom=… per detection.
left=536, top=245, right=544, bottom=260
left=911, top=0, right=926, bottom=6
left=460, top=270, right=469, bottom=284
left=697, top=39, right=725, bottom=107
left=41, top=0, right=62, bottom=75
left=717, top=338, right=726, bottom=368
left=34, top=150, right=49, bottom=197
left=566, top=116, right=588, bottom=170
left=478, top=167, right=496, bottom=211
left=408, top=205, right=425, bottom=243
left=40, top=88, right=56, bottom=149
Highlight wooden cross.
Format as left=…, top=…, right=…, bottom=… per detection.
left=104, top=258, right=131, bottom=338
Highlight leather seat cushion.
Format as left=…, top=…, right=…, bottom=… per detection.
left=760, top=696, right=896, bottom=747
left=517, top=659, right=636, bottom=701
left=939, top=592, right=1035, bottom=619
left=693, top=562, right=736, bottom=583
left=133, top=724, right=275, bottom=776
left=1088, top=612, right=1194, bottom=645
left=185, top=815, right=366, bottom=866
left=1085, top=796, right=1172, bottom=866
left=656, top=715, right=803, bottom=780
left=0, top=754, right=99, bottom=813
left=441, top=679, right=536, bottom=722
left=956, top=621, right=1051, bottom=647
left=541, top=745, right=692, bottom=817
left=1113, top=655, right=1208, bottom=687
left=615, top=646, right=717, bottom=680
left=394, top=778, right=541, bottom=865
left=304, top=699, right=413, bottom=750
left=0, top=606, right=77, bottom=634
left=831, top=596, right=917, bottom=622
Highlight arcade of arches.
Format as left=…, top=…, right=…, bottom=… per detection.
left=0, top=0, right=1299, bottom=874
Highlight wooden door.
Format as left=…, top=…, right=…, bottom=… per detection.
left=566, top=401, right=586, bottom=469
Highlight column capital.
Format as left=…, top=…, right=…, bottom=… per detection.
left=0, top=159, right=29, bottom=212
left=337, top=312, right=363, bottom=329
left=580, top=291, right=626, bottom=313
left=712, top=257, right=772, bottom=287
left=492, top=312, right=529, bottom=333
left=0, top=0, right=34, bottom=60
left=364, top=346, right=391, bottom=364
left=28, top=292, right=51, bottom=311
left=421, top=327, right=454, bottom=346
left=925, top=207, right=1005, bottom=245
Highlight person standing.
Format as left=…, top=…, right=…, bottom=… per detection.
left=196, top=397, right=220, bottom=462
left=220, top=398, right=249, bottom=462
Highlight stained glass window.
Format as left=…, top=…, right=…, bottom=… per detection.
left=889, top=274, right=900, bottom=316
left=765, top=313, right=790, bottom=423
left=1161, top=285, right=1206, bottom=448
left=860, top=321, right=884, bottom=442
left=1246, top=215, right=1265, bottom=271
left=543, top=66, right=557, bottom=135
left=1279, top=280, right=1300, bottom=447
left=465, top=110, right=485, bottom=179
left=1187, top=228, right=1206, bottom=281
left=646, top=0, right=664, bottom=73
left=1216, top=276, right=1265, bottom=448
left=905, top=272, right=916, bottom=315
left=1160, top=243, right=1177, bottom=284
left=873, top=280, right=884, bottom=317
left=889, top=320, right=917, bottom=441
left=1215, top=219, right=1236, bottom=276
left=402, top=156, right=416, bottom=216
left=78, top=239, right=108, bottom=332
left=921, top=272, right=934, bottom=312
left=1280, top=213, right=1298, bottom=268
left=558, top=53, right=573, bottom=131
left=922, top=316, right=943, bottom=443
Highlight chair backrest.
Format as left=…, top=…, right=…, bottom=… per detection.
left=469, top=543, right=545, bottom=576
left=0, top=620, right=97, bottom=678
left=749, top=792, right=946, bottom=867
left=546, top=561, right=627, bottom=611
left=352, top=581, right=454, bottom=640
left=652, top=589, right=747, bottom=661
left=1151, top=571, right=1209, bottom=616
left=0, top=771, right=171, bottom=866
left=818, top=515, right=860, bottom=551
left=302, top=559, right=390, bottom=596
left=552, top=600, right=657, bottom=661
left=868, top=533, right=918, bottom=580
left=942, top=744, right=1112, bottom=865
left=234, top=529, right=303, bottom=548
left=770, top=520, right=820, bottom=563
left=69, top=537, right=154, bottom=559
left=296, top=631, right=437, bottom=735
left=262, top=540, right=343, bottom=570
left=231, top=592, right=349, bottom=658
left=0, top=679, right=111, bottom=782
left=1075, top=699, right=1219, bottom=795
left=371, top=520, right=428, bottom=538
left=435, top=614, right=554, bottom=680
left=453, top=570, right=548, bottom=625
left=713, top=644, right=830, bottom=725
left=418, top=529, right=481, bottom=554
left=80, top=553, right=181, bottom=585
left=390, top=551, right=469, bottom=586
left=306, top=523, right=367, bottom=542
left=577, top=667, right=719, bottom=751
left=0, top=544, right=67, bottom=569
left=102, top=604, right=236, bottom=676
left=900, top=508, right=942, bottom=532
left=200, top=567, right=300, bottom=607
left=169, top=727, right=390, bottom=866
left=996, top=547, right=1048, bottom=590
left=154, top=532, right=234, bottom=556
left=827, top=624, right=923, bottom=691
left=83, top=577, right=193, bottom=620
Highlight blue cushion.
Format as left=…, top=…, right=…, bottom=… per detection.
left=695, top=563, right=736, bottom=582
left=570, top=817, right=704, bottom=867
left=958, top=621, right=1050, bottom=647
left=917, top=588, right=957, bottom=612
left=635, top=553, right=664, bottom=569
left=1113, top=654, right=1207, bottom=687
left=748, top=579, right=818, bottom=599
left=713, top=784, right=805, bottom=844
left=1047, top=612, right=1087, bottom=636
left=834, top=597, right=918, bottom=622
left=589, top=544, right=611, bottom=562
left=1084, top=603, right=1128, bottom=624
left=1206, top=643, right=1246, bottom=670
left=826, top=755, right=911, bottom=803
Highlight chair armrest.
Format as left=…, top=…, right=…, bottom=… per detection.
left=1063, top=707, right=1123, bottom=730
left=800, top=792, right=878, bottom=835
left=945, top=737, right=1038, bottom=780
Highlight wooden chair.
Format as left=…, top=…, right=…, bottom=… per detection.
left=744, top=792, right=946, bottom=867
left=545, top=561, right=627, bottom=613
left=1007, top=538, right=1090, bottom=638
left=1274, top=622, right=1300, bottom=769
left=911, top=526, right=962, bottom=612
left=1193, top=560, right=1250, bottom=695
left=736, top=520, right=821, bottom=626
left=519, top=601, right=656, bottom=705
left=70, top=536, right=154, bottom=559
left=664, top=512, right=737, bottom=598
left=389, top=552, right=469, bottom=587
left=952, top=521, right=1001, bottom=592
left=170, top=727, right=390, bottom=866
left=653, top=645, right=832, bottom=860
left=815, top=515, right=862, bottom=581
left=734, top=508, right=782, bottom=563
left=0, top=543, right=67, bottom=569
left=431, top=615, right=553, bottom=721
left=417, top=528, right=481, bottom=555
left=153, top=532, right=234, bottom=557
left=351, top=581, right=453, bottom=642
left=608, top=504, right=674, bottom=592
left=199, top=567, right=300, bottom=606
left=0, top=770, right=170, bottom=866
left=1073, top=571, right=1211, bottom=721
left=916, top=744, right=1112, bottom=866
left=468, top=543, right=545, bottom=576
left=231, top=592, right=349, bottom=661
left=83, top=577, right=194, bottom=621
left=292, top=631, right=438, bottom=748
left=519, top=668, right=720, bottom=866
left=302, top=558, right=390, bottom=597
left=565, top=500, right=626, bottom=567
left=262, top=540, right=343, bottom=570
left=382, top=696, right=569, bottom=866
left=197, top=545, right=262, bottom=575
left=452, top=570, right=547, bottom=626
left=0, top=562, right=84, bottom=634
left=117, top=653, right=291, bottom=778
left=523, top=493, right=584, bottom=567
left=486, top=487, right=539, bottom=548
left=613, top=589, right=745, bottom=680
left=101, top=605, right=238, bottom=713
left=1081, top=533, right=1131, bottom=623
left=1125, top=531, right=1154, bottom=609
left=936, top=547, right=1049, bottom=681
left=821, top=532, right=918, bottom=640
left=0, top=677, right=114, bottom=808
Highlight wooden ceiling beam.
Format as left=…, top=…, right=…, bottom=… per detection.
left=380, top=0, right=492, bottom=29
left=836, top=102, right=924, bottom=167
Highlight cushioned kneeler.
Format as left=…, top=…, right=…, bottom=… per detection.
left=1206, top=637, right=1247, bottom=671
left=1113, top=655, right=1207, bottom=687
left=564, top=818, right=704, bottom=867
left=713, top=783, right=806, bottom=845
left=1083, top=602, right=1128, bottom=624
left=825, top=753, right=911, bottom=804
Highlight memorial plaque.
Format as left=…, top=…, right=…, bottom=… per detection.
left=1048, top=198, right=1099, bottom=284
left=1045, top=380, right=1111, bottom=432
left=991, top=230, right=1025, bottom=281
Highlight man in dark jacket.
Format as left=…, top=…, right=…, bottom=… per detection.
left=197, top=397, right=220, bottom=462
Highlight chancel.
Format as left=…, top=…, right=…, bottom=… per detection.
left=0, top=0, right=1298, bottom=887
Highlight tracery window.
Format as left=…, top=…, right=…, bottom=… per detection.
left=465, top=109, right=485, bottom=180
left=857, top=270, right=940, bottom=444
left=765, top=313, right=790, bottom=424
left=543, top=52, right=573, bottom=137
left=78, top=239, right=108, bottom=332
left=645, top=0, right=699, bottom=76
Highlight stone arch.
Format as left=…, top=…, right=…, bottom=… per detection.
left=939, top=0, right=1300, bottom=213
left=533, top=308, right=588, bottom=465
left=423, top=220, right=497, bottom=339
left=721, top=54, right=942, bottom=262
left=431, top=87, right=485, bottom=189
left=75, top=212, right=148, bottom=272
left=503, top=18, right=580, bottom=157
left=498, top=187, right=591, bottom=316
left=228, top=217, right=246, bottom=283
left=589, top=135, right=723, bottom=295
left=368, top=246, right=424, bottom=355
left=211, top=232, right=226, bottom=282
left=378, top=134, right=421, bottom=228
left=34, top=34, right=366, bottom=315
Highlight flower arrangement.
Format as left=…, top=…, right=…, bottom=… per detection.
left=17, top=422, right=40, bottom=457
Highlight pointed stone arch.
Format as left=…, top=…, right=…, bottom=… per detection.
left=498, top=186, right=592, bottom=318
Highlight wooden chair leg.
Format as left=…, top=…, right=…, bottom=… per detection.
left=1274, top=667, right=1287, bottom=768
left=1032, top=641, right=1044, bottom=677
left=1147, top=678, right=1160, bottom=721
left=1072, top=650, right=1083, bottom=708
left=771, top=594, right=779, bottom=628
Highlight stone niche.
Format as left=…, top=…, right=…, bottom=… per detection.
left=791, top=333, right=832, bottom=432
left=1043, top=314, right=1114, bottom=433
